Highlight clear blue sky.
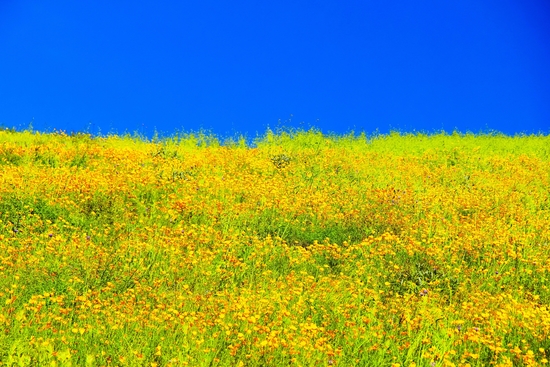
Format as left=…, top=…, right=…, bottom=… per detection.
left=1, top=0, right=549, bottom=138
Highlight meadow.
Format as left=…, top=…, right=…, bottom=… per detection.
left=0, top=128, right=549, bottom=366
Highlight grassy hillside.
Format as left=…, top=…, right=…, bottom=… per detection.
left=1, top=129, right=549, bottom=366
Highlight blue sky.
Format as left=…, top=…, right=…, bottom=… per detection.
left=1, top=0, right=549, bottom=138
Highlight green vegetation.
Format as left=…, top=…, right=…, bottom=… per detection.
left=0, top=128, right=549, bottom=366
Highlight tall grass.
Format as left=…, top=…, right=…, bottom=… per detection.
left=0, top=128, right=549, bottom=366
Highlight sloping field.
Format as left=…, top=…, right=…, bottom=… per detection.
left=0, top=129, right=549, bottom=366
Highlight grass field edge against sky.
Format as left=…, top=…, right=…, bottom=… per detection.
left=1, top=122, right=550, bottom=147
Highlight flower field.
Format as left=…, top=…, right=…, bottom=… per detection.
left=0, top=129, right=549, bottom=366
